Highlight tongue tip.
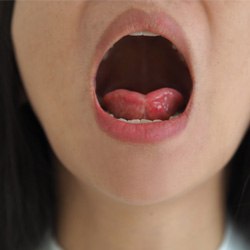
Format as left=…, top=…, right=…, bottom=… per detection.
left=102, top=87, right=184, bottom=120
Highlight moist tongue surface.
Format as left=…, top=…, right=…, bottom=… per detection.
left=103, top=87, right=183, bottom=120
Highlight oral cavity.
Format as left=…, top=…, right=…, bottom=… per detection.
left=95, top=31, right=192, bottom=122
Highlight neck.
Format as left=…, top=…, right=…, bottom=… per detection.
left=55, top=166, right=226, bottom=250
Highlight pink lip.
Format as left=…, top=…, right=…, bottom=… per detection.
left=90, top=8, right=194, bottom=144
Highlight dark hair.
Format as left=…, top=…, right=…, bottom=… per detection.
left=0, top=2, right=56, bottom=250
left=0, top=1, right=250, bottom=250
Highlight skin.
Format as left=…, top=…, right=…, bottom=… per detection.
left=12, top=1, right=250, bottom=250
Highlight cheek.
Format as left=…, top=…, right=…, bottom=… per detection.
left=204, top=16, right=250, bottom=161
left=12, top=2, right=250, bottom=205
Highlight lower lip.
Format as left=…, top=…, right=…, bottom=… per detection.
left=94, top=94, right=192, bottom=144
left=91, top=9, right=193, bottom=144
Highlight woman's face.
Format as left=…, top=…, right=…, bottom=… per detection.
left=12, top=1, right=250, bottom=205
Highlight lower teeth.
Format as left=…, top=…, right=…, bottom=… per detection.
left=169, top=112, right=181, bottom=120
left=122, top=119, right=161, bottom=124
left=108, top=113, right=181, bottom=123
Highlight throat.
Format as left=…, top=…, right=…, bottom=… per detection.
left=55, top=163, right=225, bottom=250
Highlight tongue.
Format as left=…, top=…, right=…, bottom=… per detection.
left=102, top=87, right=184, bottom=120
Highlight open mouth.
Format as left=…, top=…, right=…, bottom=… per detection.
left=92, top=9, right=194, bottom=143
left=95, top=32, right=193, bottom=123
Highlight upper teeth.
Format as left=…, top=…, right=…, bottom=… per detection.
left=118, top=118, right=162, bottom=124
left=103, top=50, right=110, bottom=60
left=129, top=31, right=160, bottom=37
left=172, top=44, right=177, bottom=50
